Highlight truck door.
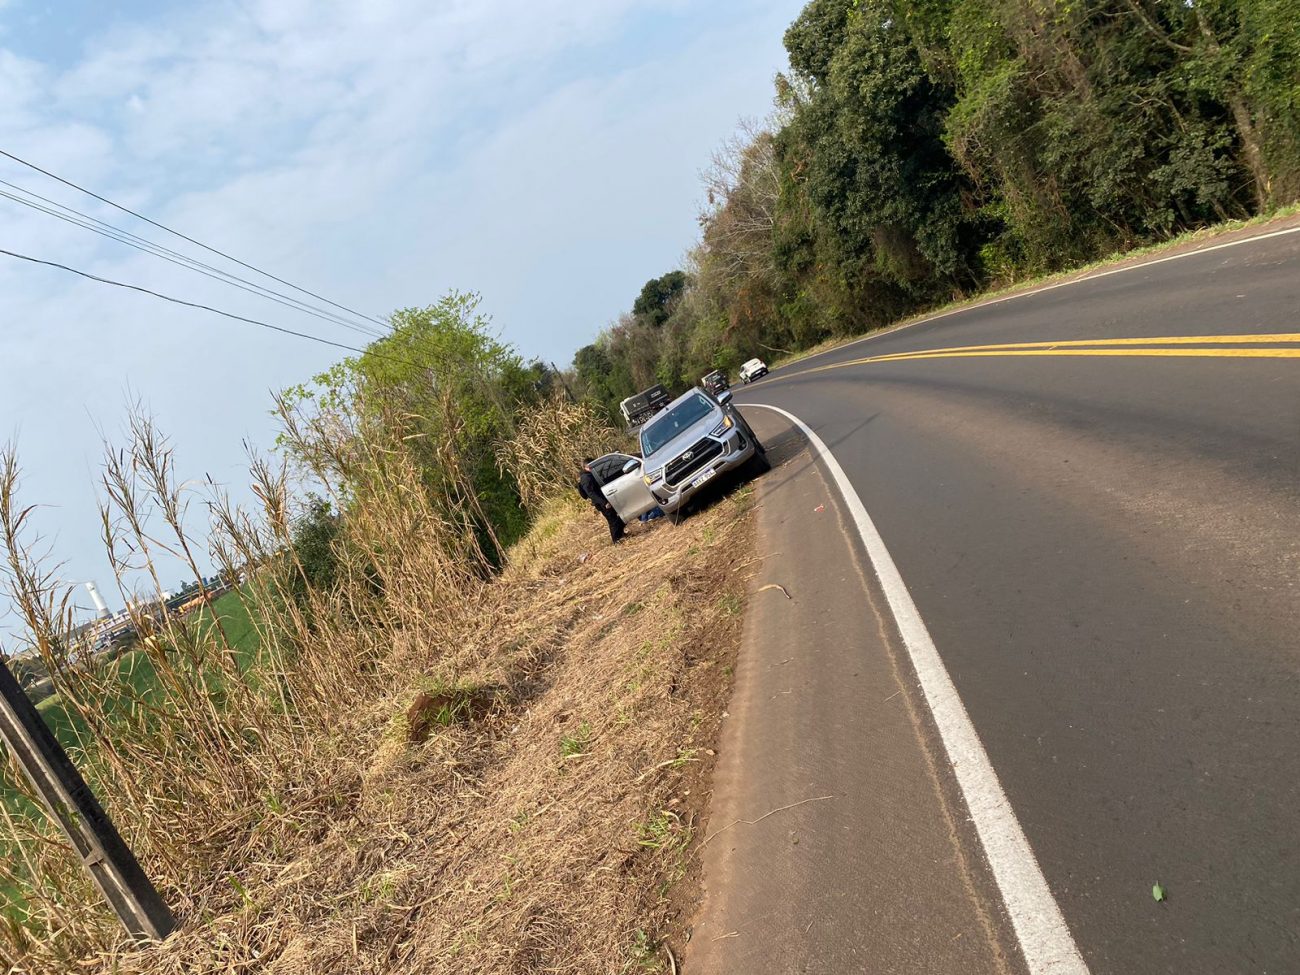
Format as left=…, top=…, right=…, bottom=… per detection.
left=594, top=453, right=659, bottom=523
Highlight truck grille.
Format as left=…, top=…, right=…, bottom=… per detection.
left=664, top=437, right=723, bottom=487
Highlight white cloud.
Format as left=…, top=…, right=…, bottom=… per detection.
left=0, top=0, right=801, bottom=624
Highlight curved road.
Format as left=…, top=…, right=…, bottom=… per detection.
left=730, top=224, right=1300, bottom=973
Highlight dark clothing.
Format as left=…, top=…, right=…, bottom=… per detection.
left=578, top=469, right=625, bottom=542
left=598, top=503, right=625, bottom=542
left=577, top=470, right=603, bottom=507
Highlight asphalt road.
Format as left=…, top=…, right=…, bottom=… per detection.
left=730, top=224, right=1300, bottom=974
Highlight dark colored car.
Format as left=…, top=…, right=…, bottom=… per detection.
left=619, top=384, right=671, bottom=429
left=701, top=370, right=730, bottom=395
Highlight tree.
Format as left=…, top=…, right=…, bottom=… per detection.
left=281, top=292, right=533, bottom=558
left=632, top=271, right=689, bottom=328
left=568, top=0, right=1300, bottom=410
left=290, top=495, right=341, bottom=598
left=782, top=0, right=979, bottom=296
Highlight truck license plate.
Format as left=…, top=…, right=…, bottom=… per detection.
left=690, top=468, right=716, bottom=489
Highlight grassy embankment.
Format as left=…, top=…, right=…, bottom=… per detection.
left=94, top=486, right=755, bottom=974
left=1, top=381, right=758, bottom=974
left=1, top=389, right=757, bottom=974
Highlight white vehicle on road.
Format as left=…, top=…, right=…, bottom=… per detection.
left=739, top=357, right=769, bottom=384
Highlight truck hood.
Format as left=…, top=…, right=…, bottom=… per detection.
left=642, top=413, right=721, bottom=471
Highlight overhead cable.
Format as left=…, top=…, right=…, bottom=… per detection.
left=0, top=244, right=377, bottom=357
left=0, top=146, right=389, bottom=329
left=0, top=183, right=387, bottom=340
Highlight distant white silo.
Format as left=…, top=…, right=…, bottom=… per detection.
left=84, top=581, right=111, bottom=620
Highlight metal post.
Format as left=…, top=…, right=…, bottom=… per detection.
left=550, top=361, right=577, bottom=403
left=0, top=660, right=174, bottom=941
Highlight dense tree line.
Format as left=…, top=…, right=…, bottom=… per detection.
left=573, top=0, right=1300, bottom=418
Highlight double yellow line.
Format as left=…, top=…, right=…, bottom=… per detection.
left=789, top=332, right=1300, bottom=378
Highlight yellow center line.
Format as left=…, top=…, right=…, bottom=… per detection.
left=784, top=332, right=1300, bottom=378
left=867, top=347, right=1300, bottom=362
left=882, top=332, right=1300, bottom=354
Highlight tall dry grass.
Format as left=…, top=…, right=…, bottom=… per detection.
left=495, top=397, right=622, bottom=510
left=0, top=379, right=602, bottom=973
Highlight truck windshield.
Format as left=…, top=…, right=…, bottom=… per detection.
left=641, top=393, right=714, bottom=456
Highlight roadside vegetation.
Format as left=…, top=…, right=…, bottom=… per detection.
left=573, top=0, right=1300, bottom=415
left=0, top=289, right=754, bottom=973
left=7, top=2, right=1297, bottom=971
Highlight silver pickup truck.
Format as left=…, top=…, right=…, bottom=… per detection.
left=598, top=387, right=768, bottom=525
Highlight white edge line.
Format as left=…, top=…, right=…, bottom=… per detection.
left=748, top=402, right=1091, bottom=975
left=778, top=222, right=1300, bottom=371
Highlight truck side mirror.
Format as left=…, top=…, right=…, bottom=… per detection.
left=622, top=458, right=641, bottom=474
left=717, top=390, right=734, bottom=406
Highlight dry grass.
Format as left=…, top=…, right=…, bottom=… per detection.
left=0, top=384, right=755, bottom=974
left=103, top=487, right=754, bottom=975
left=496, top=398, right=621, bottom=510
left=0, top=396, right=494, bottom=973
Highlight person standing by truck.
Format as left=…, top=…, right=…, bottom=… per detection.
left=577, top=458, right=625, bottom=543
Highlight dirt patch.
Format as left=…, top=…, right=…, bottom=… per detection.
left=105, top=485, right=756, bottom=974
left=404, top=685, right=509, bottom=742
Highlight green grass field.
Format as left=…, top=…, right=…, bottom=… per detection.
left=2, top=590, right=261, bottom=912
left=28, top=590, right=261, bottom=749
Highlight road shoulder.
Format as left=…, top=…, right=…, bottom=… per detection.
left=686, top=411, right=1016, bottom=974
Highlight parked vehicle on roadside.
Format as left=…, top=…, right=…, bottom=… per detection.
left=701, top=369, right=730, bottom=395
left=598, top=387, right=768, bottom=526
left=619, top=384, right=671, bottom=429
left=739, top=357, right=768, bottom=384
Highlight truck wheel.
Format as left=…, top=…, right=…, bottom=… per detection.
left=747, top=451, right=771, bottom=477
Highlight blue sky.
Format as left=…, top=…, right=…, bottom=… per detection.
left=0, top=0, right=804, bottom=627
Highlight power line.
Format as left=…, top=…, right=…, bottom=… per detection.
left=0, top=183, right=387, bottom=340
left=0, top=243, right=507, bottom=381
left=2, top=245, right=544, bottom=438
left=0, top=177, right=386, bottom=338
left=0, top=244, right=374, bottom=356
left=0, top=146, right=389, bottom=329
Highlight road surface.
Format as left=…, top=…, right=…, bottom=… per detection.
left=721, top=223, right=1300, bottom=973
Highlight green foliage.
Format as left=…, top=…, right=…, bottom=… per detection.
left=632, top=271, right=689, bottom=328
left=282, top=292, right=540, bottom=560
left=290, top=496, right=341, bottom=597
left=559, top=721, right=592, bottom=759
left=785, top=0, right=978, bottom=291
left=570, top=0, right=1300, bottom=395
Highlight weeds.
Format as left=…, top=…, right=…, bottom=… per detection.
left=717, top=590, right=744, bottom=616
left=496, top=397, right=619, bottom=509
left=626, top=928, right=662, bottom=973
left=0, top=374, right=756, bottom=973
left=636, top=810, right=683, bottom=851
left=559, top=721, right=592, bottom=760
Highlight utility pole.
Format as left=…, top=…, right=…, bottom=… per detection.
left=549, top=361, right=577, bottom=403
left=0, top=660, right=174, bottom=942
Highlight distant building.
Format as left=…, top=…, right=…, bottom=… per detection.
left=85, top=581, right=111, bottom=620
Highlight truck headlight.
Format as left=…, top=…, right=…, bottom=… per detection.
left=643, top=467, right=664, bottom=486
left=709, top=415, right=734, bottom=436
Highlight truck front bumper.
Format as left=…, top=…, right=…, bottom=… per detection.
left=647, top=427, right=755, bottom=514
